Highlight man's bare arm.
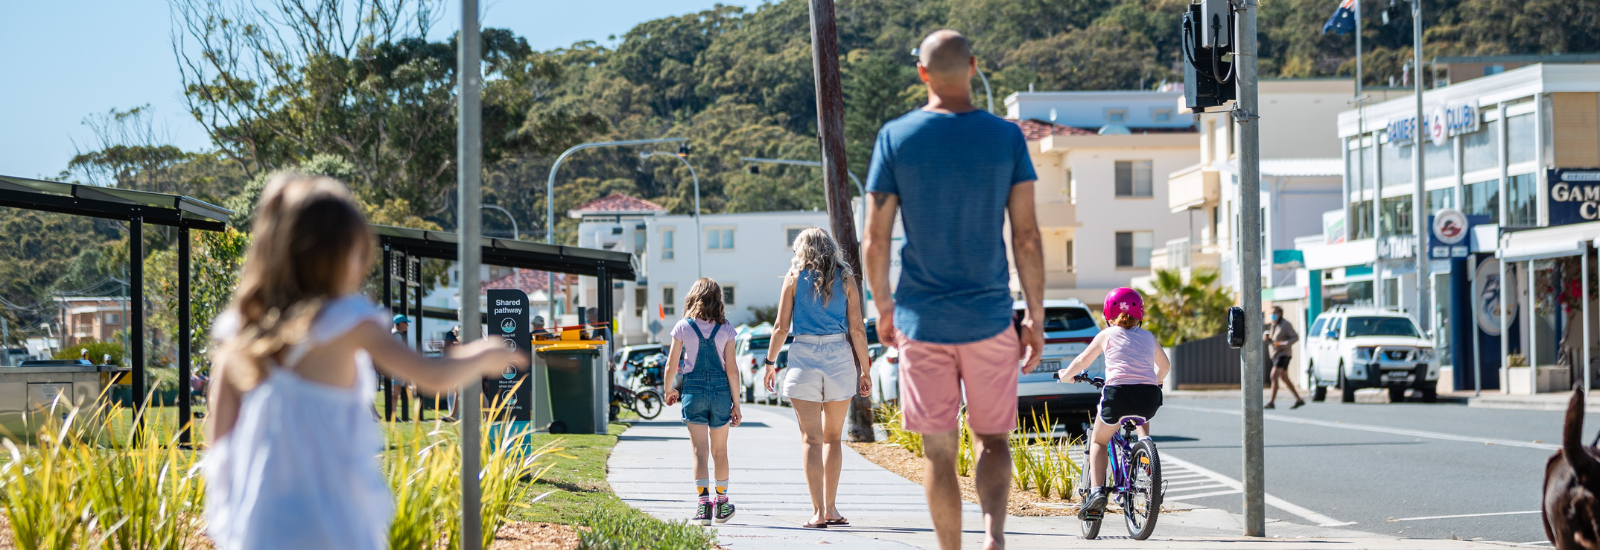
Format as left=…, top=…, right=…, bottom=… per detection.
left=1009, top=181, right=1046, bottom=369
left=863, top=192, right=900, bottom=312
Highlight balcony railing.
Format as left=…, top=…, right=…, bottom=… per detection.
left=1150, top=238, right=1221, bottom=272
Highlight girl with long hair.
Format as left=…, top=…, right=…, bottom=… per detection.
left=204, top=172, right=523, bottom=550
left=662, top=278, right=744, bottom=525
left=762, top=227, right=872, bottom=529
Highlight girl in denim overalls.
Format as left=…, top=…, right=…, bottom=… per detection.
left=662, top=278, right=743, bottom=525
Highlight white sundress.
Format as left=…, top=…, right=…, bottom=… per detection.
left=204, top=295, right=394, bottom=550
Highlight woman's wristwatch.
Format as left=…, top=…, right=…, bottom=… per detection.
left=763, top=358, right=776, bottom=366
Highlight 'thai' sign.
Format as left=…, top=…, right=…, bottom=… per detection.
left=1547, top=169, right=1600, bottom=226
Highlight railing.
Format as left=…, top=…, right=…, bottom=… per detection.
left=1167, top=238, right=1193, bottom=269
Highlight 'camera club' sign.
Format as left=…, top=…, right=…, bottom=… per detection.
left=1547, top=169, right=1600, bottom=226
left=485, top=289, right=531, bottom=422
left=1386, top=101, right=1479, bottom=146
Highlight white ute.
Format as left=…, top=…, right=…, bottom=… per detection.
left=1304, top=306, right=1439, bottom=403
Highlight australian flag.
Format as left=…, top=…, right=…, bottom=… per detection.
left=1323, top=0, right=1356, bottom=35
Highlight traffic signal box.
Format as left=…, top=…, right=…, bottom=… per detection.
left=1183, top=1, right=1236, bottom=112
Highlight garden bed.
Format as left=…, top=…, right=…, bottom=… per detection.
left=848, top=441, right=1079, bottom=517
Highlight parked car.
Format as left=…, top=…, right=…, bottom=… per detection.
left=872, top=345, right=900, bottom=406
left=735, top=328, right=779, bottom=403
left=1014, top=299, right=1104, bottom=420
left=1304, top=306, right=1438, bottom=403
left=612, top=344, right=664, bottom=390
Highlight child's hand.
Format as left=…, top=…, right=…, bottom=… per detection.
left=730, top=402, right=742, bottom=427
left=664, top=389, right=680, bottom=406
left=451, top=337, right=529, bottom=379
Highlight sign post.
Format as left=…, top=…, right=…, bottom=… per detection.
left=485, top=289, right=533, bottom=425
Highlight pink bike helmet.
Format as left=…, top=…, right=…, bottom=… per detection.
left=1103, top=287, right=1145, bottom=322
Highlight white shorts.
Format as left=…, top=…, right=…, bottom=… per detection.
left=783, top=334, right=858, bottom=402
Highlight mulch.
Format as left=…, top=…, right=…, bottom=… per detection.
left=847, top=441, right=1082, bottom=517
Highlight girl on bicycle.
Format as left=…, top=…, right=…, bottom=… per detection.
left=662, top=278, right=743, bottom=525
left=1056, top=287, right=1171, bottom=520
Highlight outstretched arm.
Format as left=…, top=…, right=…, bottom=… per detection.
left=1060, top=332, right=1107, bottom=381
left=359, top=322, right=523, bottom=395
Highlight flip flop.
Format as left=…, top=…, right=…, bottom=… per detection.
left=802, top=521, right=829, bottom=529
left=825, top=517, right=849, bottom=526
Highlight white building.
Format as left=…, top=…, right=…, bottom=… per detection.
left=570, top=193, right=830, bottom=345
left=1004, top=91, right=1200, bottom=306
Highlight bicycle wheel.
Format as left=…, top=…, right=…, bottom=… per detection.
left=1078, top=443, right=1101, bottom=539
left=1123, top=439, right=1162, bottom=540
left=635, top=390, right=664, bottom=420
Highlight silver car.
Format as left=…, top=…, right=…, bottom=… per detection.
left=1014, top=299, right=1104, bottom=419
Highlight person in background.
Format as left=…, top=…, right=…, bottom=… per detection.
left=661, top=278, right=742, bottom=526
left=1264, top=306, right=1304, bottom=409
left=389, top=314, right=413, bottom=420
left=531, top=316, right=551, bottom=340
left=439, top=326, right=461, bottom=422
left=80, top=348, right=89, bottom=362
left=861, top=29, right=1046, bottom=550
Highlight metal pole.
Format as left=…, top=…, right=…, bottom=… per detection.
left=546, top=138, right=686, bottom=314
left=976, top=65, right=994, bottom=113
left=807, top=0, right=872, bottom=443
left=640, top=152, right=703, bottom=278
left=741, top=158, right=867, bottom=233
left=1235, top=0, right=1267, bottom=536
left=1530, top=259, right=1538, bottom=391
left=382, top=246, right=395, bottom=421
left=1584, top=242, right=1592, bottom=393
left=398, top=252, right=412, bottom=422
left=1412, top=0, right=1428, bottom=330
left=1500, top=251, right=1509, bottom=391
left=1470, top=258, right=1482, bottom=396
left=457, top=0, right=484, bottom=546
left=178, top=226, right=192, bottom=446
left=130, top=216, right=146, bottom=441
left=482, top=204, right=518, bottom=240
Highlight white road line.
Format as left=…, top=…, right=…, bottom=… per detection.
left=1162, top=453, right=1357, bottom=527
left=1165, top=486, right=1233, bottom=497
left=1165, top=489, right=1243, bottom=500
left=1164, top=404, right=1561, bottom=451
left=1394, top=510, right=1541, bottom=521
left=1167, top=478, right=1222, bottom=487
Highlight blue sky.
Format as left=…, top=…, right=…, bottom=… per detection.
left=0, top=1, right=763, bottom=180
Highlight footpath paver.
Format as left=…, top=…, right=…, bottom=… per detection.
left=607, top=403, right=1524, bottom=549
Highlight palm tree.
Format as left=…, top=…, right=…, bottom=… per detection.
left=1144, top=268, right=1236, bottom=347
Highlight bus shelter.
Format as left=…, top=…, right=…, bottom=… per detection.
left=0, top=174, right=232, bottom=444
left=371, top=225, right=638, bottom=425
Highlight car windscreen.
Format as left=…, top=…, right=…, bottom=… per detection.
left=746, top=336, right=771, bottom=352
left=1343, top=316, right=1420, bottom=338
left=1041, top=307, right=1098, bottom=332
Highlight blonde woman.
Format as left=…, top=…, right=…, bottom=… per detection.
left=762, top=228, right=872, bottom=529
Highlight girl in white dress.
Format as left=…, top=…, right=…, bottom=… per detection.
left=204, top=173, right=523, bottom=550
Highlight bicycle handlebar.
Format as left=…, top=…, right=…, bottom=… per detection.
left=1056, top=370, right=1105, bottom=388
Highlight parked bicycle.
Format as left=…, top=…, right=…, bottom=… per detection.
left=610, top=383, right=663, bottom=421
left=1073, top=372, right=1164, bottom=540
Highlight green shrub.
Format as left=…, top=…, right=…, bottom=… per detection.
left=53, top=339, right=124, bottom=366
left=576, top=506, right=717, bottom=550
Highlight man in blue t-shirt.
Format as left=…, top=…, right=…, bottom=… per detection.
left=862, top=29, right=1046, bottom=550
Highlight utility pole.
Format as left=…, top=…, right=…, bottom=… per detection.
left=1235, top=0, right=1267, bottom=537
left=1411, top=0, right=1428, bottom=330
left=807, top=0, right=872, bottom=442
left=456, top=0, right=484, bottom=547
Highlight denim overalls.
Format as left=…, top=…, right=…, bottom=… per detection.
left=680, top=322, right=734, bottom=428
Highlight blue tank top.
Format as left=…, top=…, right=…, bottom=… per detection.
left=792, top=269, right=850, bottom=335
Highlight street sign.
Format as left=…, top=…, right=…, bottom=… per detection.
left=1426, top=209, right=1480, bottom=259
left=485, top=289, right=531, bottom=421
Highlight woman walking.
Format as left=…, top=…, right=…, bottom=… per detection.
left=1264, top=306, right=1305, bottom=409
left=762, top=228, right=872, bottom=529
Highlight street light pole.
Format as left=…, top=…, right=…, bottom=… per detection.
left=545, top=138, right=686, bottom=318
left=1235, top=0, right=1268, bottom=536
left=481, top=204, right=518, bottom=240
left=456, top=0, right=484, bottom=547
left=640, top=151, right=703, bottom=278
left=740, top=157, right=866, bottom=233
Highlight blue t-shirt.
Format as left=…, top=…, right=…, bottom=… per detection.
left=866, top=109, right=1036, bottom=344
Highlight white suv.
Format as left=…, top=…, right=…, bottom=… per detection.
left=1304, top=307, right=1438, bottom=403
left=1015, top=299, right=1105, bottom=418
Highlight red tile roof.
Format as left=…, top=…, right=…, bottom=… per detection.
left=482, top=269, right=565, bottom=296
left=1010, top=118, right=1097, bottom=140
left=570, top=192, right=666, bottom=214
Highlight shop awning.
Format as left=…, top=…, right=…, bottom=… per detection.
left=1498, top=222, right=1600, bottom=263
left=1299, top=239, right=1377, bottom=271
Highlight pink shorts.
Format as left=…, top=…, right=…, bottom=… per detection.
left=898, top=328, right=1021, bottom=435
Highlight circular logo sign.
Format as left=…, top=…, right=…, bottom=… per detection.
left=1472, top=257, right=1517, bottom=336
left=1428, top=105, right=1448, bottom=147
left=502, top=364, right=517, bottom=380
left=499, top=318, right=516, bottom=333
left=1431, top=208, right=1468, bottom=245
left=501, top=338, right=518, bottom=351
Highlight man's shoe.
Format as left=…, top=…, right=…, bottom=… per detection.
left=693, top=501, right=713, bottom=526
left=715, top=499, right=736, bottom=523
left=1264, top=402, right=1276, bottom=409
left=1078, top=488, right=1108, bottom=521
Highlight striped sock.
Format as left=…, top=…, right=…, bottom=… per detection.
left=696, top=479, right=711, bottom=503
left=715, top=479, right=729, bottom=504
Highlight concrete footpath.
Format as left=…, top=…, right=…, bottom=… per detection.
left=607, top=404, right=1524, bottom=549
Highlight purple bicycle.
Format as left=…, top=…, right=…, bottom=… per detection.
left=1073, top=373, right=1163, bottom=540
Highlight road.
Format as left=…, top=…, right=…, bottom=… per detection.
left=1147, top=393, right=1596, bottom=545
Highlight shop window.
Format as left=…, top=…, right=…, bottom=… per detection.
left=1463, top=179, right=1500, bottom=224
left=1508, top=173, right=1537, bottom=226
left=1350, top=200, right=1374, bottom=240
left=1423, top=139, right=1454, bottom=180
left=1425, top=188, right=1455, bottom=214
left=1461, top=120, right=1499, bottom=173
left=1115, top=160, right=1154, bottom=197
left=1115, top=231, right=1153, bottom=268
left=1508, top=113, right=1536, bottom=164
left=1381, top=137, right=1413, bottom=186
left=1379, top=195, right=1412, bottom=236
left=1360, top=142, right=1377, bottom=191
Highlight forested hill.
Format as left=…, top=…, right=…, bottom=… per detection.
left=3, top=0, right=1595, bottom=341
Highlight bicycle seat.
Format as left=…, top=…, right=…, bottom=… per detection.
left=1115, top=416, right=1148, bottom=427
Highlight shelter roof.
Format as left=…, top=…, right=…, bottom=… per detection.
left=372, top=224, right=638, bottom=281
left=0, top=175, right=232, bottom=230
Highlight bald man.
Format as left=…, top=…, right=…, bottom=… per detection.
left=863, top=29, right=1045, bottom=550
